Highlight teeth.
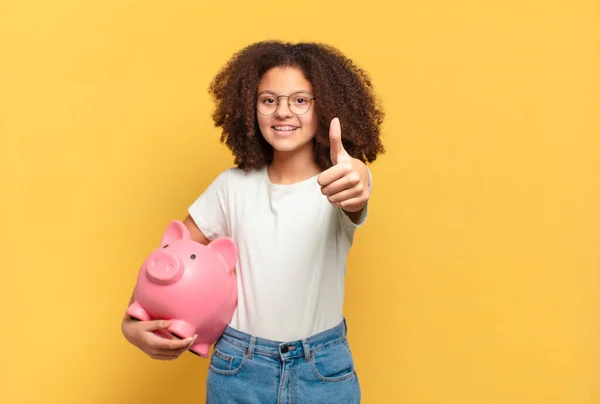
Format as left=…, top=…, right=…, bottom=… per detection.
left=274, top=126, right=297, bottom=131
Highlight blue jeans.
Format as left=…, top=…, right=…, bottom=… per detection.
left=206, top=319, right=361, bottom=403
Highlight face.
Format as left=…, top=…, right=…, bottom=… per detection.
left=256, top=66, right=318, bottom=155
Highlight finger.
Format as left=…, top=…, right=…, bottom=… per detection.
left=326, top=187, right=363, bottom=205
left=144, top=319, right=171, bottom=332
left=317, top=162, right=351, bottom=189
left=166, top=335, right=197, bottom=350
left=183, top=335, right=198, bottom=351
left=187, top=335, right=198, bottom=348
left=158, top=336, right=196, bottom=358
left=320, top=172, right=361, bottom=197
left=152, top=334, right=196, bottom=350
left=174, top=341, right=195, bottom=356
left=340, top=197, right=368, bottom=212
left=329, top=118, right=349, bottom=165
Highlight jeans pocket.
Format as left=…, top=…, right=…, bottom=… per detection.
left=310, top=339, right=357, bottom=382
left=209, top=338, right=248, bottom=376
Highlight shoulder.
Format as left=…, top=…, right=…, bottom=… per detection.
left=207, top=166, right=246, bottom=185
left=224, top=166, right=266, bottom=184
left=205, top=166, right=266, bottom=195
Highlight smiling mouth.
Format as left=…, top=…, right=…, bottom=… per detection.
left=272, top=126, right=299, bottom=132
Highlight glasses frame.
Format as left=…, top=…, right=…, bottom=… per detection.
left=256, top=91, right=317, bottom=116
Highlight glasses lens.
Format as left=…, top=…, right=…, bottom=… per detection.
left=256, top=92, right=314, bottom=115
left=289, top=93, right=312, bottom=115
left=257, top=94, right=277, bottom=115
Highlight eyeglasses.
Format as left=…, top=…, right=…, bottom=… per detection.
left=256, top=91, right=316, bottom=116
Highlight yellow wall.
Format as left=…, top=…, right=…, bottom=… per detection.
left=1, top=1, right=598, bottom=403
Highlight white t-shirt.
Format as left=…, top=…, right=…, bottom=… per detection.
left=188, top=165, right=369, bottom=342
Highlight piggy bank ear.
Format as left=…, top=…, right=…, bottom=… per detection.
left=208, top=237, right=238, bottom=272
left=160, top=220, right=191, bottom=246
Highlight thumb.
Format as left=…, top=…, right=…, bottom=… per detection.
left=329, top=117, right=349, bottom=165
left=145, top=319, right=171, bottom=331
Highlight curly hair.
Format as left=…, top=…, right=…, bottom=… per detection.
left=208, top=41, right=385, bottom=171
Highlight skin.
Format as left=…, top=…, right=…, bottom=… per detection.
left=257, top=66, right=371, bottom=220
left=121, top=66, right=371, bottom=360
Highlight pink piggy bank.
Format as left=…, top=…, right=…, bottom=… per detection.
left=126, top=220, right=238, bottom=358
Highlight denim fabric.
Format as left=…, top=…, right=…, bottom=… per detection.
left=206, top=319, right=361, bottom=403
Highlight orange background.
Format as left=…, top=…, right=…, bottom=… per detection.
left=1, top=1, right=598, bottom=403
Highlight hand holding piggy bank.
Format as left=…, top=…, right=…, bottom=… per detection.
left=126, top=220, right=238, bottom=358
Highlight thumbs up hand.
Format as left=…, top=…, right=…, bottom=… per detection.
left=318, top=118, right=371, bottom=214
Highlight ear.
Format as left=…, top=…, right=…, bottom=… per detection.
left=160, top=220, right=191, bottom=246
left=208, top=237, right=238, bottom=272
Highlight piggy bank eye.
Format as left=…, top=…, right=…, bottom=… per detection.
left=162, top=244, right=169, bottom=248
left=190, top=254, right=196, bottom=260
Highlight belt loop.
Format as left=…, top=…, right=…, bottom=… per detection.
left=301, top=338, right=311, bottom=362
left=247, top=336, right=256, bottom=359
left=343, top=317, right=348, bottom=336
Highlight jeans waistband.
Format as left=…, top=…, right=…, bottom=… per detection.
left=218, top=319, right=348, bottom=362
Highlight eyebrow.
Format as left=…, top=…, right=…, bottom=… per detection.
left=257, top=90, right=313, bottom=96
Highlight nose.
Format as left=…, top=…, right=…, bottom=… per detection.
left=145, top=252, right=183, bottom=285
left=274, top=99, right=293, bottom=118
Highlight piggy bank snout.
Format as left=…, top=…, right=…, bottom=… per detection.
left=145, top=252, right=183, bottom=285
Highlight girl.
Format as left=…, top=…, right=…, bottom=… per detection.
left=122, top=40, right=385, bottom=403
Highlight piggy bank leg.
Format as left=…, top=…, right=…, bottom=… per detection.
left=126, top=301, right=150, bottom=322
left=189, top=341, right=211, bottom=358
left=154, top=330, right=172, bottom=339
left=125, top=302, right=170, bottom=339
left=168, top=319, right=195, bottom=340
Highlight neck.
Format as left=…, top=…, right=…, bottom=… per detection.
left=268, top=145, right=321, bottom=185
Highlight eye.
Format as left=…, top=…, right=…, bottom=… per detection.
left=162, top=244, right=169, bottom=248
left=190, top=254, right=196, bottom=260
left=294, top=97, right=307, bottom=104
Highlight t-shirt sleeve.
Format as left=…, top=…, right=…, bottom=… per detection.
left=339, top=167, right=373, bottom=231
left=188, top=169, right=231, bottom=241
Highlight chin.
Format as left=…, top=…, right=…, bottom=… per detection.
left=274, top=138, right=316, bottom=153
left=263, top=131, right=309, bottom=152
left=269, top=141, right=303, bottom=153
